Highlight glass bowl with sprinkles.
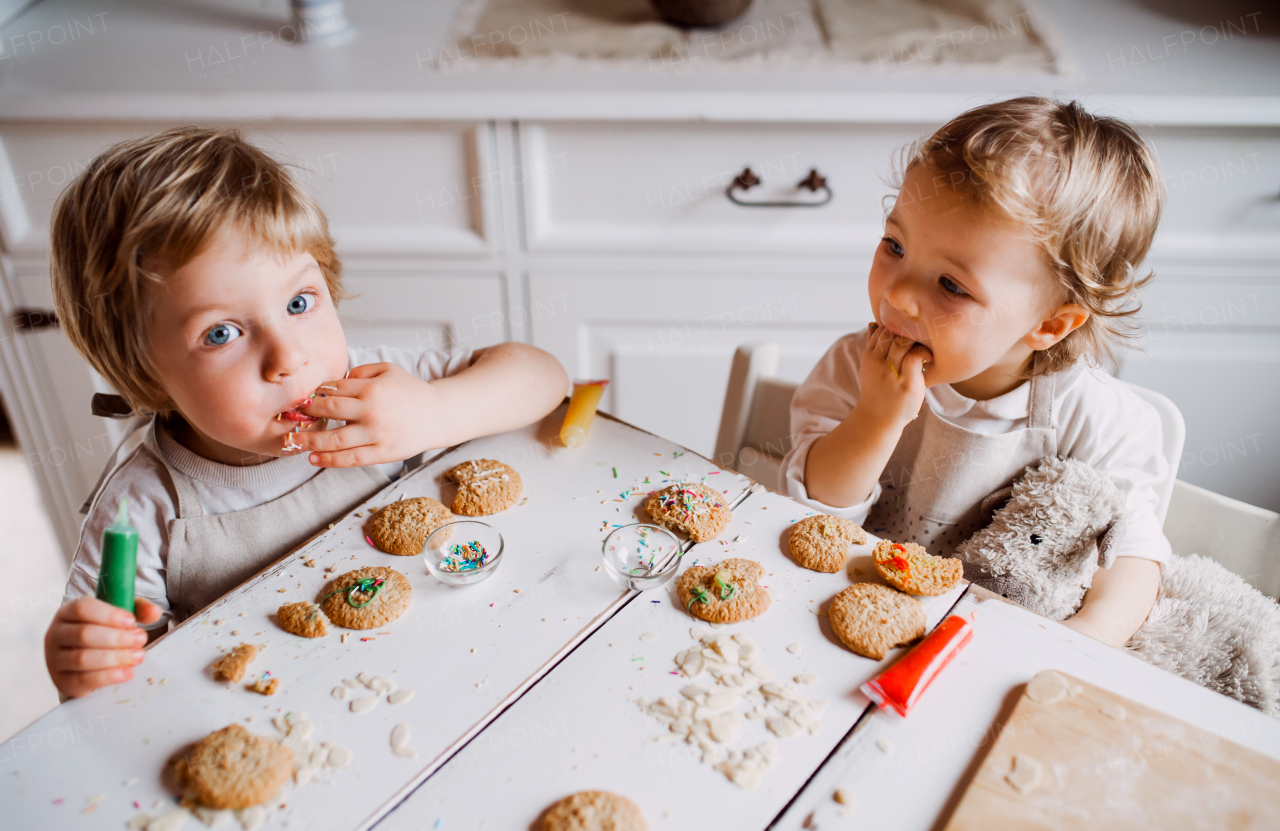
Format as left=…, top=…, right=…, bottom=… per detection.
left=424, top=521, right=504, bottom=586
left=601, top=523, right=683, bottom=591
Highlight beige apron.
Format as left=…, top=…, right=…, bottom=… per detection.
left=110, top=419, right=389, bottom=621
left=865, top=369, right=1073, bottom=574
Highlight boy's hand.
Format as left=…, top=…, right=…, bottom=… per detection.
left=45, top=597, right=161, bottom=698
left=292, top=363, right=438, bottom=468
left=856, top=322, right=933, bottom=429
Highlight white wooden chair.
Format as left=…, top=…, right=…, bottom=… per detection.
left=713, top=342, right=1278, bottom=597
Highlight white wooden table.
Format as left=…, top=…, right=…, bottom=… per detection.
left=3, top=405, right=1278, bottom=830
left=0, top=405, right=753, bottom=829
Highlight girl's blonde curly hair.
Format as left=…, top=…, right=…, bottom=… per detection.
left=893, top=96, right=1164, bottom=375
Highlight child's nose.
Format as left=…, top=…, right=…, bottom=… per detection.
left=883, top=274, right=921, bottom=318
left=262, top=333, right=308, bottom=383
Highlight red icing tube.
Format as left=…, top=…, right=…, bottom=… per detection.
left=860, top=613, right=974, bottom=718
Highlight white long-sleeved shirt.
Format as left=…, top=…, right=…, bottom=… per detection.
left=781, top=330, right=1172, bottom=565
left=62, top=345, right=475, bottom=622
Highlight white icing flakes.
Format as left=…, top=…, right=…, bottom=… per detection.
left=876, top=738, right=894, bottom=755
left=1005, top=754, right=1043, bottom=794
left=794, top=673, right=820, bottom=685
left=643, top=632, right=822, bottom=789
left=640, top=632, right=660, bottom=642
left=350, top=696, right=378, bottom=714
left=787, top=642, right=803, bottom=655
left=331, top=685, right=349, bottom=701
left=391, top=723, right=418, bottom=758
left=388, top=689, right=415, bottom=705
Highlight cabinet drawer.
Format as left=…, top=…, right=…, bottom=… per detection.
left=528, top=269, right=868, bottom=455
left=519, top=121, right=926, bottom=255
left=1141, top=126, right=1280, bottom=259
left=340, top=269, right=509, bottom=353
left=0, top=121, right=497, bottom=257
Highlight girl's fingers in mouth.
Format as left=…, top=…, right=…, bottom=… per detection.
left=299, top=394, right=361, bottom=421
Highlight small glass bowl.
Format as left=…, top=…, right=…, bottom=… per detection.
left=423, top=521, right=504, bottom=586
left=601, top=523, right=683, bottom=591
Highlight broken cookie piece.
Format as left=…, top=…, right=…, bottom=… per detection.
left=210, top=643, right=257, bottom=684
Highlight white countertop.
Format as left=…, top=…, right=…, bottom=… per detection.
left=1, top=0, right=1278, bottom=124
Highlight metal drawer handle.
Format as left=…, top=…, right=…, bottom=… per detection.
left=11, top=307, right=59, bottom=331
left=726, top=167, right=832, bottom=207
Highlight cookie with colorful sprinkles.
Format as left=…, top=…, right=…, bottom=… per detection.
left=788, top=515, right=868, bottom=573
left=445, top=459, right=522, bottom=516
left=644, top=482, right=730, bottom=542
left=182, top=724, right=293, bottom=810
left=320, top=566, right=412, bottom=630
left=538, top=790, right=648, bottom=831
left=676, top=558, right=770, bottom=624
left=872, top=540, right=963, bottom=596
left=369, top=496, right=453, bottom=555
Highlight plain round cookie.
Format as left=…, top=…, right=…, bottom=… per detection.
left=828, top=583, right=926, bottom=660
left=644, top=482, right=731, bottom=542
left=445, top=459, right=523, bottom=516
left=872, top=540, right=963, bottom=596
left=277, top=601, right=329, bottom=638
left=676, top=558, right=770, bottom=624
left=185, top=724, right=293, bottom=810
left=369, top=496, right=453, bottom=555
left=788, top=515, right=869, bottom=573
left=538, top=791, right=648, bottom=831
left=320, top=567, right=412, bottom=630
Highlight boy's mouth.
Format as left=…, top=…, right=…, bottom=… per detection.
left=279, top=410, right=318, bottom=424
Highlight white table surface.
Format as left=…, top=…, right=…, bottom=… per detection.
left=373, top=487, right=968, bottom=830
left=0, top=405, right=753, bottom=829
left=775, top=594, right=1280, bottom=830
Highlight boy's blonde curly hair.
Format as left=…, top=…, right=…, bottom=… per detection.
left=895, top=96, right=1164, bottom=375
left=51, top=126, right=345, bottom=416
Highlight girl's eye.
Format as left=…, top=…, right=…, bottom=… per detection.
left=287, top=293, right=317, bottom=316
left=882, top=237, right=904, bottom=257
left=939, top=276, right=968, bottom=297
left=203, top=323, right=242, bottom=346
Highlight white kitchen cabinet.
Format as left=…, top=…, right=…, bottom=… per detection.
left=1, top=0, right=1279, bottom=560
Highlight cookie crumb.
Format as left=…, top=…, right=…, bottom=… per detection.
left=250, top=673, right=279, bottom=696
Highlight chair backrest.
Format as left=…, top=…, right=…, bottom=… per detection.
left=714, top=343, right=796, bottom=489
left=1120, top=381, right=1186, bottom=524
left=1164, top=479, right=1280, bottom=599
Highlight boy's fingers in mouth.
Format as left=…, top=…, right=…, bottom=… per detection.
left=298, top=393, right=360, bottom=421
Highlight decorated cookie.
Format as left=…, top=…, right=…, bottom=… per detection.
left=210, top=643, right=257, bottom=683
left=828, top=583, right=926, bottom=660
left=369, top=496, right=453, bottom=555
left=539, top=790, right=648, bottom=831
left=445, top=459, right=523, bottom=516
left=277, top=601, right=329, bottom=638
left=184, top=724, right=293, bottom=810
left=676, top=558, right=770, bottom=624
left=787, top=515, right=868, bottom=573
left=644, top=482, right=731, bottom=542
left=320, top=567, right=412, bottom=630
left=873, top=540, right=963, bottom=596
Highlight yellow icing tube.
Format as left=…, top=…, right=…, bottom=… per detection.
left=560, top=379, right=609, bottom=448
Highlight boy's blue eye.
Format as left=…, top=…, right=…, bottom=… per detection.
left=939, top=276, right=967, bottom=297
left=882, top=237, right=904, bottom=257
left=203, top=323, right=242, bottom=346
left=287, top=294, right=317, bottom=315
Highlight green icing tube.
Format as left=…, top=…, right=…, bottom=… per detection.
left=95, top=498, right=138, bottom=612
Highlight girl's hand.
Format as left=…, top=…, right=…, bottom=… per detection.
left=856, top=322, right=933, bottom=430
left=291, top=363, right=440, bottom=468
left=45, top=597, right=161, bottom=698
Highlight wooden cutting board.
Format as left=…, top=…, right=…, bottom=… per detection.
left=943, top=670, right=1280, bottom=830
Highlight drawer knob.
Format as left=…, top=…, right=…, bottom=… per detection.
left=726, top=167, right=832, bottom=208
left=11, top=307, right=59, bottom=332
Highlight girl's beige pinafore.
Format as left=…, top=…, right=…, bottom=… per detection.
left=864, top=368, right=1074, bottom=572
left=127, top=419, right=389, bottom=621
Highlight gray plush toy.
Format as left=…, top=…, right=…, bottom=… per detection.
left=958, top=456, right=1280, bottom=718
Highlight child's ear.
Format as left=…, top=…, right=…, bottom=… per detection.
left=1024, top=303, right=1089, bottom=351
